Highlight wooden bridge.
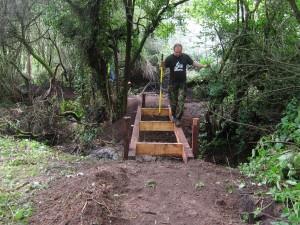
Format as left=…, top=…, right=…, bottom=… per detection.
left=123, top=93, right=199, bottom=163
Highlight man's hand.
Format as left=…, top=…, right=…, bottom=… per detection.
left=193, top=61, right=210, bottom=69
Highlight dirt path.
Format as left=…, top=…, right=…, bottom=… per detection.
left=121, top=161, right=243, bottom=225
left=29, top=94, right=245, bottom=224
left=30, top=160, right=245, bottom=225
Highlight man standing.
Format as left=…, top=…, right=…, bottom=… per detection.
left=163, top=43, right=208, bottom=127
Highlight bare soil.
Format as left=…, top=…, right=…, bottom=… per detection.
left=139, top=131, right=178, bottom=142
left=29, top=94, right=279, bottom=225
left=30, top=160, right=245, bottom=225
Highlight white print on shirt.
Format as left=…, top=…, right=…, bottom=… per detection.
left=174, top=61, right=184, bottom=72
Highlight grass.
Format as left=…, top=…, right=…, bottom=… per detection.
left=0, top=137, right=84, bottom=224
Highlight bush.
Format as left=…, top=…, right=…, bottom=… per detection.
left=240, top=99, right=300, bottom=225
left=60, top=99, right=84, bottom=119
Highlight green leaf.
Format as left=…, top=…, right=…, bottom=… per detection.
left=14, top=209, right=26, bottom=221
left=145, top=180, right=157, bottom=188
left=195, top=180, right=205, bottom=190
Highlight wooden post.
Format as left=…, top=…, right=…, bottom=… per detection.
left=123, top=116, right=131, bottom=160
left=142, top=93, right=146, bottom=107
left=192, top=118, right=200, bottom=158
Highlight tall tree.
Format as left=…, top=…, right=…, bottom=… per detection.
left=49, top=0, right=189, bottom=120
left=189, top=0, right=300, bottom=163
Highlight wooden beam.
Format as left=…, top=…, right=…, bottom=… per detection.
left=141, top=108, right=170, bottom=117
left=174, top=128, right=193, bottom=160
left=129, top=106, right=141, bottom=158
left=123, top=116, right=131, bottom=160
left=139, top=121, right=174, bottom=131
left=168, top=105, right=173, bottom=119
left=142, top=93, right=146, bottom=107
left=192, top=118, right=200, bottom=158
left=168, top=106, right=194, bottom=159
left=136, top=142, right=183, bottom=156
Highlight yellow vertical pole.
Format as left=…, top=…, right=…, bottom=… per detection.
left=159, top=54, right=164, bottom=113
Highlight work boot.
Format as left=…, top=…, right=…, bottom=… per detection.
left=175, top=119, right=181, bottom=127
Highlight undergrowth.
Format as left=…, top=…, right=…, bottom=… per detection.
left=0, top=137, right=83, bottom=224
left=240, top=99, right=300, bottom=225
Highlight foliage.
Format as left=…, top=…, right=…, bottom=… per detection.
left=42, top=0, right=189, bottom=121
left=189, top=0, right=300, bottom=164
left=0, top=0, right=190, bottom=151
left=240, top=99, right=300, bottom=225
left=187, top=67, right=213, bottom=99
left=60, top=99, right=84, bottom=119
left=155, top=22, right=176, bottom=39
left=74, top=124, right=103, bottom=152
left=0, top=137, right=83, bottom=224
left=0, top=98, right=77, bottom=145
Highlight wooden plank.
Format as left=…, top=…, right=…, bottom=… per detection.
left=141, top=108, right=170, bottom=117
left=192, top=118, right=200, bottom=158
left=174, top=128, right=194, bottom=159
left=168, top=106, right=194, bottom=159
left=168, top=105, right=173, bottom=119
left=129, top=106, right=142, bottom=159
left=136, top=142, right=183, bottom=156
left=139, top=121, right=174, bottom=131
left=142, top=93, right=146, bottom=107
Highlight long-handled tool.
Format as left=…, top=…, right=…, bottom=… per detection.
left=158, top=54, right=164, bottom=113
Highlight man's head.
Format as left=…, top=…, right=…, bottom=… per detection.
left=173, top=43, right=183, bottom=57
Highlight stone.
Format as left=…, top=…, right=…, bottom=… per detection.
left=89, top=147, right=120, bottom=160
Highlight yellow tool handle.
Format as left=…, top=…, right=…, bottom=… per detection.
left=159, top=67, right=163, bottom=113
left=159, top=54, right=164, bottom=113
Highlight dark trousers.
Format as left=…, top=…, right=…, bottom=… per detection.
left=168, top=82, right=187, bottom=120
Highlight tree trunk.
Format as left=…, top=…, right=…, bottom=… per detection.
left=113, top=46, right=120, bottom=97
left=26, top=53, right=33, bottom=103
left=121, top=0, right=134, bottom=116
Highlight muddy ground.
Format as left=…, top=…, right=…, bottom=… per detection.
left=28, top=94, right=280, bottom=225
left=30, top=160, right=245, bottom=225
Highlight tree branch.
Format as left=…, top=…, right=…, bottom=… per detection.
left=287, top=0, right=300, bottom=24
left=8, top=60, right=31, bottom=83
left=131, top=0, right=189, bottom=65
left=250, top=0, right=262, bottom=14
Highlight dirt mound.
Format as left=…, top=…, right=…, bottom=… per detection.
left=30, top=161, right=246, bottom=225
left=30, top=165, right=130, bottom=225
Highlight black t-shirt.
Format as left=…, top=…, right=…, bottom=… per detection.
left=164, top=53, right=194, bottom=83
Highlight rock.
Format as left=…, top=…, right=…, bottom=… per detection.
left=89, top=147, right=120, bottom=160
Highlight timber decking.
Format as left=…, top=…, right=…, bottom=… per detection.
left=126, top=94, right=197, bottom=163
